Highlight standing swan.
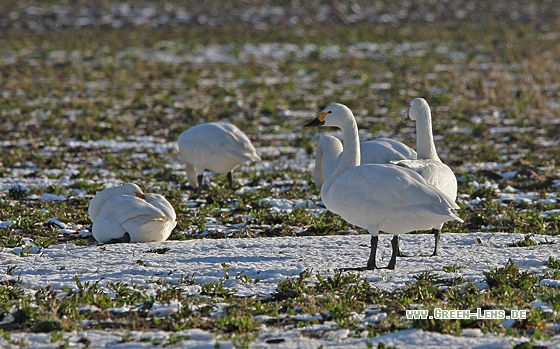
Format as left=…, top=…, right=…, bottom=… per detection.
left=391, top=98, right=458, bottom=256
left=177, top=122, right=261, bottom=194
left=89, top=183, right=177, bottom=243
left=313, top=135, right=417, bottom=189
left=305, top=103, right=462, bottom=270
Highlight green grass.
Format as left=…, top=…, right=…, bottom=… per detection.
left=1, top=265, right=557, bottom=344
left=1, top=15, right=560, bottom=347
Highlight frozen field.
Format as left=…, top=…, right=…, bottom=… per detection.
left=1, top=1, right=560, bottom=348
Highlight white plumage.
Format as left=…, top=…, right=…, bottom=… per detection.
left=391, top=98, right=459, bottom=256
left=88, top=183, right=177, bottom=243
left=305, top=103, right=462, bottom=269
left=177, top=122, right=260, bottom=194
left=313, top=134, right=417, bottom=189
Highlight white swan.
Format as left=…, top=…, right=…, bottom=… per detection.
left=88, top=183, right=177, bottom=243
left=305, top=103, right=462, bottom=269
left=177, top=122, right=261, bottom=194
left=313, top=134, right=417, bottom=189
left=391, top=98, right=458, bottom=256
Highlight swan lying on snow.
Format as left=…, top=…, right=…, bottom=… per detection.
left=177, top=122, right=261, bottom=194
left=305, top=103, right=462, bottom=270
left=313, top=134, right=417, bottom=189
left=89, top=183, right=177, bottom=243
left=391, top=98, right=459, bottom=256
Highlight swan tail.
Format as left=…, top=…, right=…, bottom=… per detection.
left=448, top=210, right=464, bottom=223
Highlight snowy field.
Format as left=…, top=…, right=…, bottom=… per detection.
left=1, top=233, right=559, bottom=348
left=2, top=1, right=560, bottom=348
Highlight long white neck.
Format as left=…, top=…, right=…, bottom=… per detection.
left=88, top=183, right=143, bottom=222
left=321, top=116, right=360, bottom=194
left=314, top=145, right=328, bottom=189
left=89, top=189, right=119, bottom=222
left=314, top=136, right=343, bottom=188
left=416, top=107, right=440, bottom=161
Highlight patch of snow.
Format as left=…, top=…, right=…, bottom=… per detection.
left=48, top=218, right=67, bottom=228
left=0, top=221, right=14, bottom=229
left=149, top=300, right=181, bottom=317
left=540, top=279, right=560, bottom=287
left=36, top=193, right=67, bottom=201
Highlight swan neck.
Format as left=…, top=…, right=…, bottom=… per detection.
left=416, top=109, right=440, bottom=161
left=314, top=144, right=327, bottom=188
left=326, top=118, right=360, bottom=185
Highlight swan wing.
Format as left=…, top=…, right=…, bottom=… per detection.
left=391, top=159, right=458, bottom=202
left=178, top=122, right=260, bottom=173
left=186, top=122, right=258, bottom=158
left=362, top=138, right=417, bottom=163
left=326, top=164, right=452, bottom=209
left=217, top=123, right=260, bottom=161
left=359, top=139, right=416, bottom=165
left=121, top=193, right=176, bottom=242
left=91, top=217, right=127, bottom=243
left=121, top=215, right=176, bottom=242
left=92, top=195, right=172, bottom=243
left=101, top=195, right=168, bottom=220
left=322, top=164, right=461, bottom=232
left=143, top=193, right=177, bottom=220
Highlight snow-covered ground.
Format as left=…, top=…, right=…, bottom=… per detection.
left=2, top=5, right=560, bottom=346
left=0, top=327, right=553, bottom=349
left=1, top=133, right=560, bottom=348
left=2, top=232, right=557, bottom=295
left=1, top=232, right=559, bottom=348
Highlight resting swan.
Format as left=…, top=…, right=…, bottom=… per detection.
left=177, top=122, right=261, bottom=194
left=89, top=183, right=177, bottom=243
left=313, top=135, right=417, bottom=189
left=305, top=103, right=462, bottom=270
left=391, top=98, right=458, bottom=256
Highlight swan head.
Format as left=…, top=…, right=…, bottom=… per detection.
left=304, top=103, right=353, bottom=128
left=407, top=98, right=430, bottom=121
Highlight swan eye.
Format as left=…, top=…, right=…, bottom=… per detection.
left=328, top=111, right=332, bottom=114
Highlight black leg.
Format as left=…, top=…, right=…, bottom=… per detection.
left=366, top=236, right=378, bottom=270
left=105, top=232, right=131, bottom=244
left=197, top=174, right=203, bottom=195
left=432, top=228, right=440, bottom=256
left=387, top=235, right=399, bottom=270
left=338, top=235, right=378, bottom=271
left=227, top=171, right=234, bottom=189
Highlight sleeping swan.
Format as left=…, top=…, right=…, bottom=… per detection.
left=313, top=135, right=416, bottom=189
left=177, top=122, right=260, bottom=194
left=89, top=183, right=177, bottom=243
left=305, top=103, right=462, bottom=270
left=391, top=98, right=459, bottom=256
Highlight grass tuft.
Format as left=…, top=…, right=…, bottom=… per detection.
left=507, top=235, right=540, bottom=248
